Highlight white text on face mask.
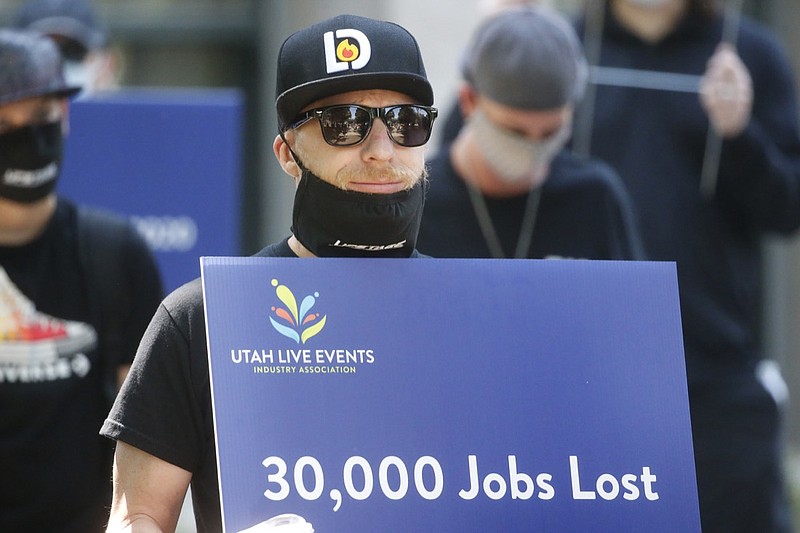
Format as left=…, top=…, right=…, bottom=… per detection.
left=3, top=162, right=58, bottom=187
left=331, top=239, right=407, bottom=251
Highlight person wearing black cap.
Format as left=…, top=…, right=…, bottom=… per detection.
left=100, top=14, right=437, bottom=532
left=417, top=6, right=643, bottom=261
left=0, top=29, right=163, bottom=532
left=13, top=0, right=119, bottom=95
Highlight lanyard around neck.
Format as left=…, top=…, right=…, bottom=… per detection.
left=465, top=182, right=542, bottom=259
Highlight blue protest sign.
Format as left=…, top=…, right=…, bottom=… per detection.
left=201, top=257, right=699, bottom=532
left=60, top=88, right=242, bottom=292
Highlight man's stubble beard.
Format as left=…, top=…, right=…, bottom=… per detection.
left=292, top=135, right=428, bottom=192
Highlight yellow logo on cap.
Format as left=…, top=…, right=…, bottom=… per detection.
left=336, top=39, right=359, bottom=63
left=324, top=29, right=371, bottom=74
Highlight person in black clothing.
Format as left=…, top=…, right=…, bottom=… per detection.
left=418, top=5, right=643, bottom=261
left=0, top=29, right=163, bottom=532
left=574, top=1, right=800, bottom=531
left=101, top=14, right=437, bottom=532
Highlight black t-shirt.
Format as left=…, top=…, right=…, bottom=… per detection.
left=101, top=239, right=427, bottom=532
left=0, top=199, right=163, bottom=532
left=417, top=147, right=644, bottom=261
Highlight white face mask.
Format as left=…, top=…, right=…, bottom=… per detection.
left=468, top=108, right=570, bottom=185
left=63, top=54, right=111, bottom=97
left=63, top=60, right=94, bottom=96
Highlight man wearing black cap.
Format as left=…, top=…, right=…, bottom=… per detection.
left=14, top=0, right=119, bottom=95
left=417, top=6, right=643, bottom=261
left=101, top=14, right=437, bottom=532
left=0, top=29, right=163, bottom=532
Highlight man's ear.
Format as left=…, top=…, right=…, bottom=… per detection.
left=458, top=83, right=478, bottom=119
left=273, top=134, right=302, bottom=181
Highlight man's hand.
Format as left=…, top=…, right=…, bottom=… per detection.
left=699, top=43, right=753, bottom=138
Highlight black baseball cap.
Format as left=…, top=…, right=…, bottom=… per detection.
left=13, top=0, right=106, bottom=60
left=0, top=29, right=81, bottom=106
left=275, top=14, right=434, bottom=128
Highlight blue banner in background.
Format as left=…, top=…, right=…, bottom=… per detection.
left=60, top=88, right=242, bottom=293
left=201, top=257, right=700, bottom=533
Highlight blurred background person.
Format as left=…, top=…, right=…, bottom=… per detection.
left=13, top=0, right=121, bottom=95
left=418, top=5, right=644, bottom=261
left=0, top=29, right=162, bottom=532
left=574, top=1, right=800, bottom=531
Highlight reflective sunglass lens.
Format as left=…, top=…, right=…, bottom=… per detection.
left=312, top=105, right=434, bottom=147
left=385, top=106, right=432, bottom=147
left=320, top=106, right=370, bottom=146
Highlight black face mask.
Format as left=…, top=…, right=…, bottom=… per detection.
left=291, top=168, right=425, bottom=258
left=0, top=121, right=63, bottom=203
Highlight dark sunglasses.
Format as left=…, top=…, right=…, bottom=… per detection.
left=285, top=104, right=438, bottom=147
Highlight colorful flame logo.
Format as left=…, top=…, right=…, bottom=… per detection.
left=336, top=39, right=359, bottom=63
left=269, top=279, right=327, bottom=344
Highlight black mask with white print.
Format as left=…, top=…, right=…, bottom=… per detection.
left=290, top=159, right=425, bottom=258
left=0, top=121, right=63, bottom=203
